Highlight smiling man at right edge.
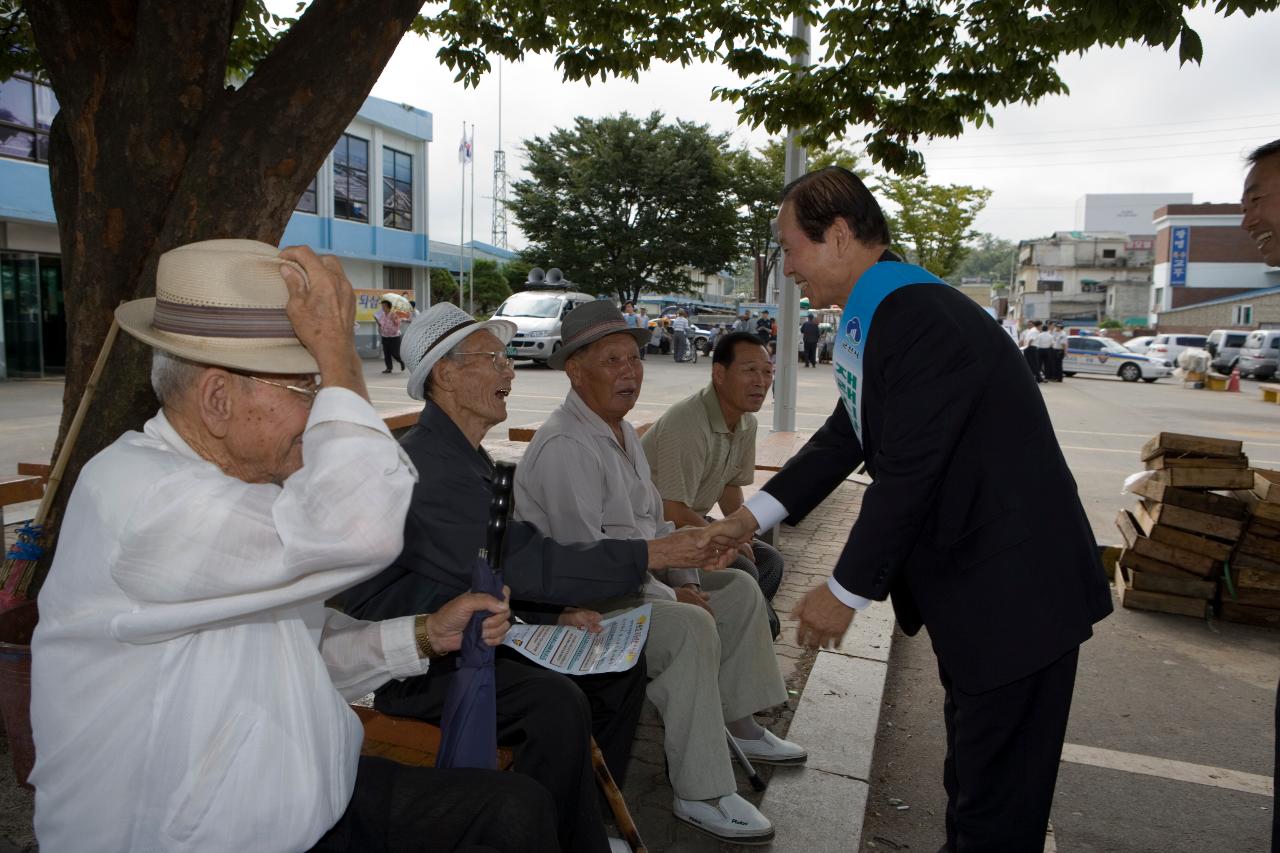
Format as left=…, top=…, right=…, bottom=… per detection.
left=1241, top=138, right=1280, bottom=853
left=714, top=166, right=1113, bottom=851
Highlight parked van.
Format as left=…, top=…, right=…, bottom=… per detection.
left=1237, top=329, right=1280, bottom=379
left=1147, top=333, right=1208, bottom=365
left=494, top=268, right=596, bottom=364
left=1205, top=329, right=1250, bottom=373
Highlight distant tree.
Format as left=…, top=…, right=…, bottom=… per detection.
left=953, top=233, right=1018, bottom=285
left=509, top=112, right=738, bottom=305
left=502, top=259, right=534, bottom=293
left=877, top=176, right=992, bottom=281
left=1099, top=317, right=1124, bottom=330
left=429, top=267, right=459, bottom=305
left=471, top=259, right=512, bottom=314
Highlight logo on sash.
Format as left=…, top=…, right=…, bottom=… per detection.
left=833, top=262, right=947, bottom=447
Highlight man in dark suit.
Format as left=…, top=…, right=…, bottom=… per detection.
left=717, top=167, right=1113, bottom=852
left=343, top=302, right=728, bottom=853
left=1240, top=138, right=1280, bottom=853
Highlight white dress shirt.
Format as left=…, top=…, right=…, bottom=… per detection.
left=671, top=315, right=690, bottom=333
left=30, top=388, right=424, bottom=853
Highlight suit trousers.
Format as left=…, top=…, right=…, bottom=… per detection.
left=308, top=756, right=559, bottom=853
left=1023, top=346, right=1041, bottom=380
left=623, top=568, right=788, bottom=801
left=939, top=646, right=1079, bottom=853
left=373, top=649, right=646, bottom=853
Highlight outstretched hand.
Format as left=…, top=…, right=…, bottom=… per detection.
left=647, top=526, right=737, bottom=572
left=558, top=607, right=604, bottom=634
left=792, top=582, right=855, bottom=650
left=427, top=585, right=513, bottom=652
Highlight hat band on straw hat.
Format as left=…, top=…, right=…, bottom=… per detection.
left=152, top=298, right=296, bottom=339
left=564, top=317, right=628, bottom=349
left=426, top=319, right=476, bottom=353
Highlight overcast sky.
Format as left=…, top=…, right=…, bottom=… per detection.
left=344, top=5, right=1280, bottom=249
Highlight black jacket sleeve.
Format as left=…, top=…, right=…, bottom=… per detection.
left=761, top=401, right=864, bottom=526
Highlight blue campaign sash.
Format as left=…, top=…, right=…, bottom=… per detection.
left=833, top=262, right=947, bottom=446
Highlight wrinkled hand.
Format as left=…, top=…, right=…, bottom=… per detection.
left=792, top=583, right=854, bottom=650
left=675, top=583, right=713, bottom=615
left=558, top=607, right=604, bottom=634
left=278, top=246, right=365, bottom=396
left=707, top=509, right=759, bottom=552
left=649, top=526, right=736, bottom=572
left=427, top=585, right=512, bottom=653
left=735, top=540, right=755, bottom=565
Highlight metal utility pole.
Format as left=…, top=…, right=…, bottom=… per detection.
left=491, top=61, right=509, bottom=250
left=773, top=14, right=809, bottom=434
left=469, top=122, right=476, bottom=315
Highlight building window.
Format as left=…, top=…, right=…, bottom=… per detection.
left=332, top=134, right=368, bottom=221
left=1037, top=280, right=1063, bottom=293
left=0, top=74, right=58, bottom=163
left=295, top=174, right=318, bottom=214
left=383, top=265, right=412, bottom=292
left=1233, top=304, right=1253, bottom=326
left=1102, top=249, right=1117, bottom=259
left=382, top=147, right=413, bottom=230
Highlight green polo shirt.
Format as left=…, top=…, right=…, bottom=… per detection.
left=641, top=383, right=756, bottom=516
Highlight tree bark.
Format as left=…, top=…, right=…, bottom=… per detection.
left=23, top=0, right=424, bottom=591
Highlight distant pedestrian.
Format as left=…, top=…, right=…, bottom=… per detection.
left=1036, top=323, right=1057, bottom=382
left=623, top=302, right=641, bottom=328
left=1020, top=321, right=1043, bottom=382
left=672, top=309, right=691, bottom=362
left=375, top=299, right=406, bottom=373
left=649, top=319, right=666, bottom=355
left=1051, top=324, right=1068, bottom=382
left=800, top=313, right=821, bottom=368
left=735, top=313, right=752, bottom=334
left=756, top=310, right=773, bottom=345
left=638, top=308, right=650, bottom=359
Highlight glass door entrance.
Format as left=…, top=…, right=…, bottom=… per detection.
left=1, top=252, right=64, bottom=378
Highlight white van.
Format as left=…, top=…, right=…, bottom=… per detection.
left=494, top=268, right=596, bottom=364
left=1237, top=329, right=1280, bottom=380
left=1205, top=329, right=1250, bottom=373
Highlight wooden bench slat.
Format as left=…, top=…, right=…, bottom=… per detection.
left=0, top=476, right=44, bottom=506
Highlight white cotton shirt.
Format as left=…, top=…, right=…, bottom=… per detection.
left=671, top=316, right=690, bottom=332
left=1035, top=330, right=1054, bottom=348
left=30, top=387, right=425, bottom=853
left=1019, top=328, right=1037, bottom=347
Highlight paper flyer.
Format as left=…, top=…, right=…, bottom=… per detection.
left=502, top=604, right=651, bottom=675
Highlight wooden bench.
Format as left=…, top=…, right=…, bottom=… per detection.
left=381, top=406, right=422, bottom=438
left=16, top=463, right=51, bottom=484
left=1260, top=383, right=1280, bottom=404
left=0, top=476, right=45, bottom=530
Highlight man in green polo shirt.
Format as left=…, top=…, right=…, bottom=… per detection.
left=641, top=331, right=784, bottom=637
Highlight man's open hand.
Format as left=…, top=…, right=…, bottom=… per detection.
left=558, top=607, right=604, bottom=634
left=792, top=582, right=854, bottom=650
left=427, top=586, right=512, bottom=653
left=647, top=526, right=737, bottom=572
left=675, top=583, right=713, bottom=615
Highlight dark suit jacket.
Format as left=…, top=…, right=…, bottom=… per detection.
left=342, top=401, right=649, bottom=622
left=763, top=258, right=1112, bottom=693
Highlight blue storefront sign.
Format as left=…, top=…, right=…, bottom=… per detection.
left=1169, top=226, right=1189, bottom=286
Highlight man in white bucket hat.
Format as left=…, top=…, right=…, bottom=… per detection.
left=344, top=301, right=735, bottom=853
left=29, top=241, right=557, bottom=853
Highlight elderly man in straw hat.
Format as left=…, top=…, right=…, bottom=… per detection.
left=343, top=302, right=735, bottom=853
left=513, top=301, right=806, bottom=846
left=29, top=241, right=557, bottom=853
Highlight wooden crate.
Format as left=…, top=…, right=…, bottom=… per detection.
left=1129, top=569, right=1215, bottom=599
left=1145, top=467, right=1254, bottom=491
left=1115, top=563, right=1212, bottom=619
left=1235, top=566, right=1280, bottom=591
left=1133, top=480, right=1247, bottom=520
left=1232, top=549, right=1280, bottom=574
left=1131, top=502, right=1234, bottom=560
left=1137, top=499, right=1245, bottom=543
left=1115, top=510, right=1218, bottom=578
left=1140, top=432, right=1244, bottom=461
left=1145, top=454, right=1249, bottom=471
left=1254, top=469, right=1280, bottom=503
left=1218, top=601, right=1280, bottom=629
left=1232, top=488, right=1280, bottom=523
left=1118, top=547, right=1205, bottom=580
left=1236, top=532, right=1280, bottom=562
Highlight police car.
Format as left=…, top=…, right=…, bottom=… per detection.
left=1063, top=335, right=1173, bottom=383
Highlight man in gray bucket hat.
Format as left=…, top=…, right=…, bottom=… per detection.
left=516, top=301, right=806, bottom=845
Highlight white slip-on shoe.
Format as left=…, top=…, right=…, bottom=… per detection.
left=731, top=728, right=808, bottom=765
left=672, top=793, right=775, bottom=844
left=607, top=837, right=630, bottom=853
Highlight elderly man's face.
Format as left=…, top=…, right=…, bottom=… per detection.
left=225, top=372, right=317, bottom=485
left=440, top=329, right=515, bottom=427
left=713, top=340, right=773, bottom=416
left=1243, top=154, right=1280, bottom=267
left=568, top=332, right=644, bottom=422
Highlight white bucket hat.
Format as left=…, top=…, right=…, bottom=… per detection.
left=114, top=239, right=318, bottom=374
left=404, top=302, right=516, bottom=400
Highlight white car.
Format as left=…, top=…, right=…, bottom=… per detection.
left=1064, top=336, right=1173, bottom=383
left=1146, top=333, right=1209, bottom=365
left=1122, top=335, right=1155, bottom=354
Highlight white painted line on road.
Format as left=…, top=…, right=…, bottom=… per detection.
left=1060, top=743, right=1273, bottom=797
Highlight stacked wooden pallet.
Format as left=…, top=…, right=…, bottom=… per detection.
left=1115, top=433, right=1250, bottom=618
left=1224, top=470, right=1280, bottom=628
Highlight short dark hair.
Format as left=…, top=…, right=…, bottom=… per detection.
left=1247, top=139, right=1280, bottom=165
left=713, top=332, right=769, bottom=367
left=780, top=166, right=892, bottom=246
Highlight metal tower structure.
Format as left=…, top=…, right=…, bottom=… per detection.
left=490, top=61, right=509, bottom=250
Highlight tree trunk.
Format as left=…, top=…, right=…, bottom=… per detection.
left=24, top=0, right=424, bottom=592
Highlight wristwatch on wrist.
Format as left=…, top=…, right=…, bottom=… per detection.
left=415, top=614, right=443, bottom=659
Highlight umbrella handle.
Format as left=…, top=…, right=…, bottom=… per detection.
left=484, top=462, right=516, bottom=572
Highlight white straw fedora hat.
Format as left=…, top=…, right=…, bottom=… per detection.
left=114, top=239, right=318, bottom=374
left=404, top=302, right=516, bottom=401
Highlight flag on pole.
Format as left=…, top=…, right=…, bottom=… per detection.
left=458, top=129, right=473, bottom=164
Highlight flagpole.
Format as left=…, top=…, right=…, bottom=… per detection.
left=459, top=120, right=467, bottom=306
left=469, top=123, right=476, bottom=315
